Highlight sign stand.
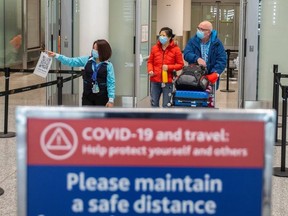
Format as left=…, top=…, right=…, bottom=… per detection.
left=0, top=68, right=16, bottom=138
left=16, top=107, right=276, bottom=216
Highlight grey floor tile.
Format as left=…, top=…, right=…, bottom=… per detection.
left=0, top=172, right=17, bottom=216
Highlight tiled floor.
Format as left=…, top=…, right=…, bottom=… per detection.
left=0, top=73, right=46, bottom=216
left=1, top=72, right=288, bottom=215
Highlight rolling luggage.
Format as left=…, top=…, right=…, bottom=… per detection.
left=174, top=65, right=209, bottom=91
left=170, top=65, right=216, bottom=108
left=172, top=90, right=209, bottom=107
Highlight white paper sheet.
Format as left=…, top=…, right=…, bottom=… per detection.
left=33, top=52, right=53, bottom=78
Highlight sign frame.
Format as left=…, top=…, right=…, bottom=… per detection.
left=16, top=107, right=275, bottom=216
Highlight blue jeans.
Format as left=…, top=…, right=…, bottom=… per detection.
left=150, top=82, right=173, bottom=107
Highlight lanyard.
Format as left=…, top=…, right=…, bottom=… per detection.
left=92, top=61, right=102, bottom=82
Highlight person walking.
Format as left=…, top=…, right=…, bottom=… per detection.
left=183, top=20, right=227, bottom=88
left=147, top=27, right=184, bottom=107
left=183, top=21, right=227, bottom=107
left=48, top=39, right=115, bottom=107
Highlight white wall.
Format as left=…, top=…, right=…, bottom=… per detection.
left=79, top=0, right=109, bottom=55
left=157, top=0, right=184, bottom=36
left=78, top=0, right=109, bottom=105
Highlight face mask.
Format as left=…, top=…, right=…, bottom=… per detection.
left=159, top=36, right=168, bottom=45
left=196, top=30, right=205, bottom=39
left=92, top=49, right=99, bottom=59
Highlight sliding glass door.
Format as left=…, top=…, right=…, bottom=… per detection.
left=45, top=0, right=151, bottom=107
left=191, top=2, right=240, bottom=50
left=109, top=0, right=151, bottom=107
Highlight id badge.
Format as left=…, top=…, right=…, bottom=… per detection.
left=92, top=83, right=100, bottom=93
left=161, top=82, right=166, bottom=88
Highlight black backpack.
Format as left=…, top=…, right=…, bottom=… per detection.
left=174, top=64, right=209, bottom=91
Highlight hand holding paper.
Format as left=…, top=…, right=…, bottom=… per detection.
left=33, top=52, right=53, bottom=78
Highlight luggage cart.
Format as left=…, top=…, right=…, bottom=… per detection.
left=169, top=70, right=216, bottom=108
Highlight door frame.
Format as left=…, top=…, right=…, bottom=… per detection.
left=135, top=0, right=151, bottom=107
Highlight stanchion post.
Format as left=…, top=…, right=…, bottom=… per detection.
left=272, top=65, right=279, bottom=110
left=272, top=65, right=280, bottom=143
left=220, top=49, right=235, bottom=93
left=226, top=49, right=230, bottom=90
left=274, top=85, right=288, bottom=177
left=57, top=76, right=63, bottom=105
left=281, top=87, right=287, bottom=170
left=3, top=68, right=10, bottom=134
left=0, top=67, right=16, bottom=138
left=274, top=72, right=286, bottom=146
left=0, top=187, right=4, bottom=196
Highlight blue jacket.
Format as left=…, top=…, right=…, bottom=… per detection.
left=55, top=54, right=115, bottom=101
left=183, top=30, right=227, bottom=76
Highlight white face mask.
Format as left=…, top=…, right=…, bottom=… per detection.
left=159, top=36, right=168, bottom=44
left=92, top=49, right=99, bottom=59
left=196, top=30, right=205, bottom=39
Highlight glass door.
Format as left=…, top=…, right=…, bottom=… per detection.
left=0, top=0, right=23, bottom=68
left=109, top=0, right=136, bottom=107
left=192, top=2, right=240, bottom=50
left=109, top=0, right=151, bottom=107
left=0, top=0, right=4, bottom=68
left=218, top=4, right=239, bottom=50
left=45, top=0, right=151, bottom=107
left=46, top=0, right=60, bottom=105
left=138, top=0, right=151, bottom=105
left=46, top=0, right=79, bottom=106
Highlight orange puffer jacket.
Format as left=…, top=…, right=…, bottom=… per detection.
left=147, top=40, right=184, bottom=83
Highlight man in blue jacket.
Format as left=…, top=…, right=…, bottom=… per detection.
left=183, top=20, right=227, bottom=89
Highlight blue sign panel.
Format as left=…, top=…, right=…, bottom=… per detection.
left=27, top=166, right=263, bottom=215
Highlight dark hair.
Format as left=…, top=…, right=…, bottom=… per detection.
left=93, top=39, right=112, bottom=62
left=159, top=27, right=175, bottom=39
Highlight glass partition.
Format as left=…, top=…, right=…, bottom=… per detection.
left=46, top=0, right=80, bottom=106
left=0, top=0, right=23, bottom=68
left=109, top=0, right=136, bottom=107
left=191, top=2, right=240, bottom=50
left=151, top=0, right=157, bottom=49
left=0, top=0, right=4, bottom=68
left=45, top=0, right=151, bottom=107
left=0, top=0, right=45, bottom=69
left=46, top=0, right=61, bottom=105
left=139, top=0, right=150, bottom=102
left=109, top=0, right=151, bottom=107
left=190, top=3, right=202, bottom=38
left=218, top=5, right=236, bottom=48
left=258, top=0, right=288, bottom=101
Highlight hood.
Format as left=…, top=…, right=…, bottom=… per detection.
left=210, top=29, right=218, bottom=42
left=193, top=29, right=218, bottom=43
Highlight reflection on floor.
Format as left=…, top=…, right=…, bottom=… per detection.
left=0, top=72, right=288, bottom=216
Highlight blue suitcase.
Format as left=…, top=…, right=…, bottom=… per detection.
left=172, top=90, right=209, bottom=107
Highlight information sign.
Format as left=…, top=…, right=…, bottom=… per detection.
left=16, top=107, right=275, bottom=216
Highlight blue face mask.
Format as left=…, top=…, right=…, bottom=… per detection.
left=92, top=49, right=99, bottom=59
left=196, top=30, right=205, bottom=39
left=159, top=36, right=168, bottom=45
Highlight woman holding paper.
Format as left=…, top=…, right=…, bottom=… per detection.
left=47, top=39, right=115, bottom=107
